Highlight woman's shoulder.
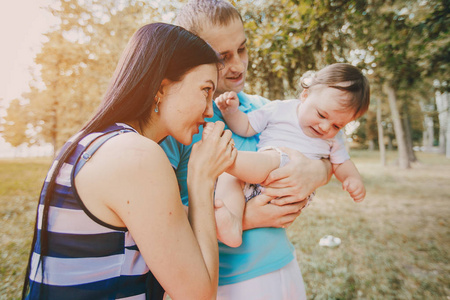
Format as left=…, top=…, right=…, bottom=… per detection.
left=105, top=132, right=167, bottom=164
left=82, top=131, right=170, bottom=179
left=73, top=132, right=176, bottom=229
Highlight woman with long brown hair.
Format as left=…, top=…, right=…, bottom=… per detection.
left=23, top=22, right=235, bottom=300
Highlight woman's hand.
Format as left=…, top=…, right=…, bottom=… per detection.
left=185, top=121, right=237, bottom=298
left=189, top=121, right=237, bottom=183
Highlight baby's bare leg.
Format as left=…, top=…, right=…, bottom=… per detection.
left=214, top=173, right=245, bottom=247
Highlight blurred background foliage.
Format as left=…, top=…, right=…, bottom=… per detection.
left=0, top=0, right=449, bottom=168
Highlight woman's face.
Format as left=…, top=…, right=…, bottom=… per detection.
left=158, top=64, right=217, bottom=145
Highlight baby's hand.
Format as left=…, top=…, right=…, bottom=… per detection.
left=342, top=177, right=366, bottom=202
left=215, top=91, right=239, bottom=114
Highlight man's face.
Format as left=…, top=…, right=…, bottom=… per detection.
left=199, top=18, right=248, bottom=98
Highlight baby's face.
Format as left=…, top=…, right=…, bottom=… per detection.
left=297, top=85, right=355, bottom=140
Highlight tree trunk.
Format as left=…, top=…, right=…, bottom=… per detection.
left=51, top=131, right=57, bottom=158
left=402, top=114, right=417, bottom=162
left=445, top=92, right=450, bottom=158
left=447, top=105, right=450, bottom=158
left=423, top=114, right=434, bottom=152
left=383, top=82, right=410, bottom=169
left=376, top=97, right=386, bottom=166
left=439, top=128, right=446, bottom=154
left=387, top=135, right=393, bottom=150
left=436, top=91, right=449, bottom=156
left=51, top=104, right=58, bottom=158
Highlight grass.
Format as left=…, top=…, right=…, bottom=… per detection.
left=288, top=150, right=450, bottom=299
left=0, top=158, right=52, bottom=300
left=0, top=151, right=449, bottom=299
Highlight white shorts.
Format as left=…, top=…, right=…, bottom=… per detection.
left=216, top=257, right=306, bottom=300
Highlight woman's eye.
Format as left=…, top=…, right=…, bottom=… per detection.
left=238, top=46, right=246, bottom=53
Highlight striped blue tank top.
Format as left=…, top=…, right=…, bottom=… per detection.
left=26, top=123, right=165, bottom=300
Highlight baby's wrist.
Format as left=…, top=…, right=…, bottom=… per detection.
left=222, top=107, right=238, bottom=115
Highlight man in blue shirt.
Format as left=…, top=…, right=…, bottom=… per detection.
left=160, top=1, right=331, bottom=299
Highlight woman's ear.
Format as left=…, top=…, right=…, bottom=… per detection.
left=157, top=79, right=171, bottom=98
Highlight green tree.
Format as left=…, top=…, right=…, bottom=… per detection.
left=351, top=0, right=448, bottom=168
left=237, top=0, right=360, bottom=99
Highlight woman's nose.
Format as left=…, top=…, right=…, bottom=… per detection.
left=204, top=101, right=214, bottom=118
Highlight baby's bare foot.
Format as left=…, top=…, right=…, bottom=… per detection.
left=214, top=199, right=243, bottom=248
left=202, top=122, right=214, bottom=140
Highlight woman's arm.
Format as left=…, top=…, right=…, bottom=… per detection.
left=76, top=123, right=235, bottom=300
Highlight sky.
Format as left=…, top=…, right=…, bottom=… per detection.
left=0, top=0, right=56, bottom=156
left=0, top=0, right=56, bottom=104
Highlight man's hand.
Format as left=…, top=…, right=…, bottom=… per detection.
left=261, top=147, right=332, bottom=203
left=242, top=194, right=308, bottom=230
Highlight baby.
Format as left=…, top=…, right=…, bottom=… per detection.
left=214, top=63, right=371, bottom=247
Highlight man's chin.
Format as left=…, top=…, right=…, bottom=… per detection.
left=227, top=83, right=245, bottom=94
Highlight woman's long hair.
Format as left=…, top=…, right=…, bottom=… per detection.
left=22, top=22, right=220, bottom=299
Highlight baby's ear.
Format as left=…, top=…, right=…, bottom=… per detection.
left=300, top=89, right=308, bottom=101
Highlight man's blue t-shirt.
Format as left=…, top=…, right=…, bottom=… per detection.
left=160, top=92, right=295, bottom=285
